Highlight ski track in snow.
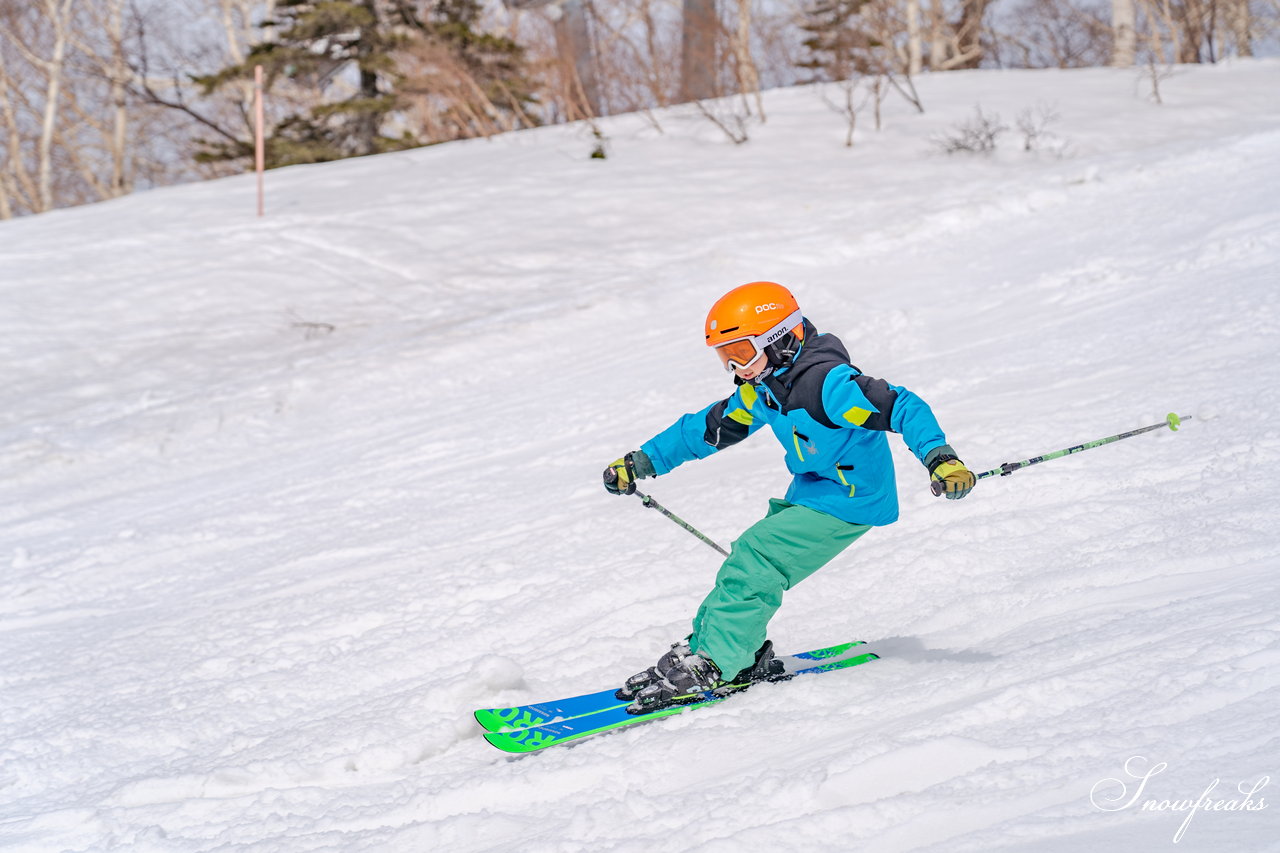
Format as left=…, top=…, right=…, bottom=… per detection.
left=1, top=62, right=1279, bottom=852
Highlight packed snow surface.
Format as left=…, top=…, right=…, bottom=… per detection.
left=2, top=62, right=1279, bottom=852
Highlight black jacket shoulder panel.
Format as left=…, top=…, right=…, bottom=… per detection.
left=849, top=374, right=899, bottom=431
left=766, top=320, right=853, bottom=430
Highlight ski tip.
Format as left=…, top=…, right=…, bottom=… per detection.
left=474, top=708, right=552, bottom=735
left=483, top=729, right=562, bottom=754
left=482, top=731, right=527, bottom=753
left=473, top=709, right=504, bottom=732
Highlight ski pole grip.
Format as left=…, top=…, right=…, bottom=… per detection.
left=930, top=480, right=945, bottom=497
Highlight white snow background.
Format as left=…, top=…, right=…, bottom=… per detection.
left=2, top=61, right=1279, bottom=853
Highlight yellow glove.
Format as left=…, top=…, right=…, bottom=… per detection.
left=603, top=451, right=655, bottom=495
left=926, top=445, right=976, bottom=500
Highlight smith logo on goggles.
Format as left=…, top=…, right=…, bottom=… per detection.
left=713, top=308, right=803, bottom=372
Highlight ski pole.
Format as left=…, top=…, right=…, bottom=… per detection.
left=932, top=412, right=1191, bottom=496
left=632, top=489, right=730, bottom=557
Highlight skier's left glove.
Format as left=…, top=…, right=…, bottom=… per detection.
left=603, top=451, right=655, bottom=495
left=925, top=445, right=976, bottom=500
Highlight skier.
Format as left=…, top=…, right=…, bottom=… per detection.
left=603, top=281, right=975, bottom=712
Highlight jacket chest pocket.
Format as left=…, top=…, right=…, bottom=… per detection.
left=791, top=427, right=820, bottom=462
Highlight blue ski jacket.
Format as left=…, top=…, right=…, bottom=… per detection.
left=640, top=320, right=949, bottom=526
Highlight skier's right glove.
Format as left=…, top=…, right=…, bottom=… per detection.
left=603, top=451, right=655, bottom=495
left=925, top=445, right=976, bottom=500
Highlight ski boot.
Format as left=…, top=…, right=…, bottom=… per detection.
left=616, top=639, right=691, bottom=701
left=625, top=651, right=724, bottom=714
left=618, top=640, right=786, bottom=714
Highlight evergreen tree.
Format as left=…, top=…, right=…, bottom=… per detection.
left=193, top=1, right=537, bottom=167
left=194, top=0, right=422, bottom=167
left=796, top=0, right=871, bottom=82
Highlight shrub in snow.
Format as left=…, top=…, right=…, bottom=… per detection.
left=932, top=106, right=1008, bottom=154
left=1016, top=103, right=1072, bottom=157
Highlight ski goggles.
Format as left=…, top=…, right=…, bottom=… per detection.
left=712, top=309, right=803, bottom=372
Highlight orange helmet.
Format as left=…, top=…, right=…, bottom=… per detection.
left=705, top=281, right=805, bottom=372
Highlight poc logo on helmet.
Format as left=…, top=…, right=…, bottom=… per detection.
left=756, top=303, right=781, bottom=313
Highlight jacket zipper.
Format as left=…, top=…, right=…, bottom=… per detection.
left=792, top=428, right=809, bottom=461
left=835, top=464, right=856, bottom=497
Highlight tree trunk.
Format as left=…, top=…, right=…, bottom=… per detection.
left=37, top=0, right=76, bottom=213
left=681, top=0, right=718, bottom=101
left=1177, top=0, right=1206, bottom=62
left=928, top=0, right=947, bottom=70
left=732, top=0, right=763, bottom=118
left=356, top=0, right=382, bottom=154
left=1227, top=0, right=1252, bottom=56
left=0, top=49, right=32, bottom=218
left=953, top=0, right=990, bottom=70
left=217, top=0, right=255, bottom=128
left=1111, top=0, right=1137, bottom=66
left=107, top=0, right=130, bottom=197
left=907, top=0, right=923, bottom=75
left=554, top=0, right=602, bottom=117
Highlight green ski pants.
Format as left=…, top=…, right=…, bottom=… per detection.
left=689, top=498, right=872, bottom=677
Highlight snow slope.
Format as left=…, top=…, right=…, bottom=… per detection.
left=2, top=61, right=1279, bottom=852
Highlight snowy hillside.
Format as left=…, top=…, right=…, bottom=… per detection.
left=2, top=61, right=1279, bottom=852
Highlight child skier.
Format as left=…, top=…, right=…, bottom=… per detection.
left=603, top=281, right=975, bottom=712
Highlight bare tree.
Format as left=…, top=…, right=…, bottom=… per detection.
left=953, top=0, right=994, bottom=68
left=1225, top=0, right=1253, bottom=55
left=730, top=0, right=764, bottom=119
left=4, top=0, right=79, bottom=213
left=128, top=2, right=262, bottom=173
left=105, top=0, right=130, bottom=195
left=0, top=46, right=33, bottom=218
left=0, top=0, right=122, bottom=216
left=906, top=0, right=924, bottom=73
left=73, top=0, right=134, bottom=198
left=0, top=0, right=297, bottom=216
left=577, top=0, right=680, bottom=113
left=555, top=0, right=603, bottom=116
left=822, top=76, right=867, bottom=145
left=993, top=0, right=1110, bottom=67
left=922, top=0, right=991, bottom=69
left=1125, top=0, right=1259, bottom=64
left=505, top=0, right=603, bottom=118
left=1176, top=0, right=1208, bottom=60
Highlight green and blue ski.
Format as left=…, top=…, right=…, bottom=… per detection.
left=474, top=640, right=867, bottom=733
left=475, top=640, right=878, bottom=753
